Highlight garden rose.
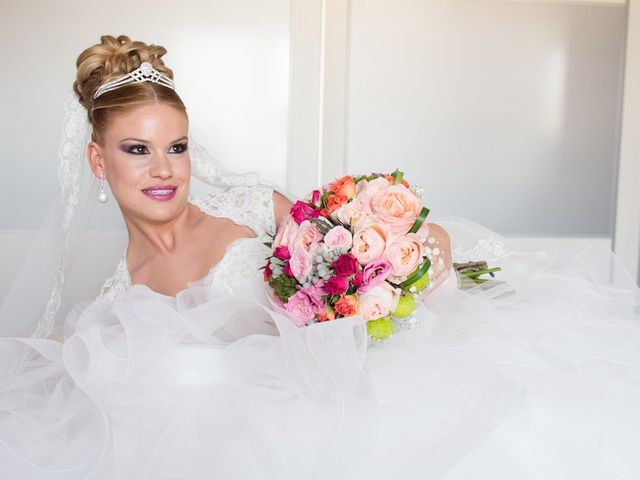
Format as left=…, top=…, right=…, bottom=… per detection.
left=273, top=215, right=299, bottom=248
left=358, top=282, right=400, bottom=321
left=330, top=175, right=357, bottom=200
left=324, top=226, right=353, bottom=250
left=370, top=184, right=423, bottom=234
left=385, top=234, right=424, bottom=279
left=331, top=254, right=360, bottom=276
left=352, top=223, right=389, bottom=265
left=356, top=177, right=390, bottom=217
left=334, top=295, right=358, bottom=317
left=292, top=220, right=322, bottom=254
left=289, top=248, right=312, bottom=280
left=332, top=197, right=366, bottom=229
left=355, top=259, right=392, bottom=293
left=285, top=290, right=317, bottom=326
left=325, top=275, right=349, bottom=295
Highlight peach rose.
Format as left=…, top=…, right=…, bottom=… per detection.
left=358, top=282, right=400, bottom=321
left=273, top=215, right=300, bottom=248
left=355, top=177, right=390, bottom=217
left=385, top=233, right=424, bottom=279
left=352, top=223, right=390, bottom=265
left=327, top=194, right=348, bottom=213
left=330, top=175, right=357, bottom=200
left=370, top=184, right=422, bottom=234
left=292, top=220, right=322, bottom=254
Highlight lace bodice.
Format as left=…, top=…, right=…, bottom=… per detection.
left=97, top=185, right=275, bottom=302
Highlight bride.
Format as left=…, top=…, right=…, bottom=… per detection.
left=1, top=35, right=639, bottom=480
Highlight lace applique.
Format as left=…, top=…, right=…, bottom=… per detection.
left=190, top=185, right=275, bottom=237
left=97, top=185, right=276, bottom=302
left=97, top=258, right=130, bottom=302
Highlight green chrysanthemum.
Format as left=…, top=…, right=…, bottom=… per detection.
left=367, top=317, right=394, bottom=340
left=405, top=271, right=430, bottom=293
left=392, top=295, right=416, bottom=318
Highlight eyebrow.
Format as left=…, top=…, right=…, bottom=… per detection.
left=119, top=136, right=189, bottom=144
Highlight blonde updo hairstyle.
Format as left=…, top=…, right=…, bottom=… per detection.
left=74, top=35, right=186, bottom=143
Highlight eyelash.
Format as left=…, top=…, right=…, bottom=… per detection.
left=125, top=143, right=189, bottom=155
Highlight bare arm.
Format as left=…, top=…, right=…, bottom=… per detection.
left=273, top=191, right=293, bottom=231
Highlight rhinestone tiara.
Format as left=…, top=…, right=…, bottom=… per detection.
left=93, top=62, right=175, bottom=99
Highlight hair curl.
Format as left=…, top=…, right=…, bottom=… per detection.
left=73, top=35, right=187, bottom=143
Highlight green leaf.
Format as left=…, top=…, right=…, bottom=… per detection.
left=397, top=256, right=431, bottom=290
left=408, top=207, right=430, bottom=234
left=392, top=169, right=404, bottom=185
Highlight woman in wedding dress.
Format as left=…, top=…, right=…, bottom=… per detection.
left=1, top=34, right=639, bottom=480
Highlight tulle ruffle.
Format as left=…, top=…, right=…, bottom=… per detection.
left=1, top=219, right=639, bottom=479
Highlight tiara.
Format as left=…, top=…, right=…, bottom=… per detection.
left=93, top=62, right=175, bottom=99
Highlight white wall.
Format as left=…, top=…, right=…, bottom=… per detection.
left=343, top=0, right=625, bottom=236
left=614, top=0, right=640, bottom=282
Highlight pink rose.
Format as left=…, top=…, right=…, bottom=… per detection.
left=324, top=226, right=353, bottom=250
left=325, top=275, right=349, bottom=295
left=292, top=220, right=322, bottom=254
left=356, top=259, right=392, bottom=293
left=285, top=290, right=317, bottom=326
left=358, top=282, right=400, bottom=321
left=273, top=215, right=300, bottom=248
left=263, top=262, right=272, bottom=281
left=352, top=223, right=390, bottom=265
left=299, top=284, right=327, bottom=313
left=291, top=201, right=321, bottom=225
left=331, top=254, right=360, bottom=276
left=274, top=246, right=291, bottom=260
left=283, top=263, right=294, bottom=277
left=289, top=248, right=312, bottom=280
left=311, top=189, right=321, bottom=207
left=332, top=197, right=366, bottom=229
left=370, top=184, right=423, bottom=234
left=385, top=234, right=424, bottom=279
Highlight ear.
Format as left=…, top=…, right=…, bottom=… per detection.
left=87, top=141, right=106, bottom=178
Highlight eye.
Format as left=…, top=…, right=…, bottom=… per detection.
left=123, top=144, right=149, bottom=155
left=169, top=142, right=188, bottom=154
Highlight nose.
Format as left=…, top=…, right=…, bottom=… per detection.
left=149, top=152, right=173, bottom=179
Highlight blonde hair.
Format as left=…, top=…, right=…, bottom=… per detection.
left=73, top=35, right=187, bottom=143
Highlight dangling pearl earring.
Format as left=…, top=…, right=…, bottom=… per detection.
left=98, top=175, right=108, bottom=203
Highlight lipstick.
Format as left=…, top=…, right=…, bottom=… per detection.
left=142, top=185, right=177, bottom=202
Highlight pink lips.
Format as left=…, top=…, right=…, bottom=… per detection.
left=142, top=185, right=177, bottom=202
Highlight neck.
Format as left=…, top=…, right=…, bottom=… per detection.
left=123, top=203, right=199, bottom=268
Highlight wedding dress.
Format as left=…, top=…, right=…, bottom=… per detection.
left=1, top=181, right=639, bottom=479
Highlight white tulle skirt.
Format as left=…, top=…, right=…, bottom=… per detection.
left=1, top=219, right=639, bottom=479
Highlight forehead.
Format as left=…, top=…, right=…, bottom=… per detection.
left=105, top=104, right=188, bottom=140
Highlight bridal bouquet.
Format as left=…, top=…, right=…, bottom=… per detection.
left=262, top=170, right=435, bottom=340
